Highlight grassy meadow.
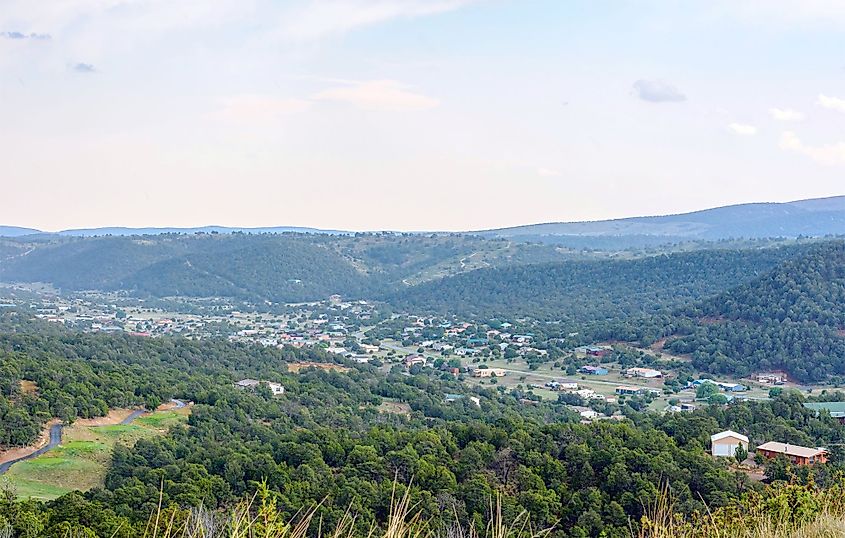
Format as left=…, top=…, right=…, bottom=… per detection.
left=2, top=406, right=190, bottom=501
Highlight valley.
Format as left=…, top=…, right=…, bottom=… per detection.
left=2, top=213, right=845, bottom=538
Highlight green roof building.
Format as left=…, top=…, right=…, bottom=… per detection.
left=804, top=402, right=845, bottom=422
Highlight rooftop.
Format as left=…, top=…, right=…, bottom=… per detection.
left=711, top=430, right=749, bottom=444
left=756, top=442, right=826, bottom=458
left=804, top=402, right=845, bottom=418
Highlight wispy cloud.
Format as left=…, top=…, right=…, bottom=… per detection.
left=632, top=79, right=686, bottom=103
left=313, top=80, right=439, bottom=111
left=729, top=122, right=757, bottom=135
left=769, top=107, right=804, bottom=121
left=279, top=0, right=483, bottom=39
left=1, top=31, right=50, bottom=40
left=72, top=62, right=96, bottom=73
left=780, top=131, right=845, bottom=165
left=818, top=94, right=845, bottom=113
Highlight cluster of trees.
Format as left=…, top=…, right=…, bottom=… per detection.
left=664, top=241, right=845, bottom=382
left=0, top=310, right=324, bottom=447
left=0, top=319, right=756, bottom=538
left=0, top=234, right=572, bottom=303
left=390, top=246, right=803, bottom=321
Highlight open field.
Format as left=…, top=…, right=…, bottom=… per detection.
left=18, top=379, right=38, bottom=395
left=377, top=399, right=412, bottom=416
left=3, top=406, right=191, bottom=501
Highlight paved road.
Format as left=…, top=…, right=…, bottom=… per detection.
left=0, top=423, right=63, bottom=475
left=120, top=409, right=147, bottom=425
left=0, top=402, right=170, bottom=475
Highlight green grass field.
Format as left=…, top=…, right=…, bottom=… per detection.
left=4, top=407, right=190, bottom=501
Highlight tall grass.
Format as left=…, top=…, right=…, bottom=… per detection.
left=637, top=483, right=845, bottom=538
left=138, top=483, right=550, bottom=538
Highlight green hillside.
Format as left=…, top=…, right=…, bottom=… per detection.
left=0, top=234, right=570, bottom=302
left=665, top=241, right=845, bottom=382
left=389, top=245, right=808, bottom=321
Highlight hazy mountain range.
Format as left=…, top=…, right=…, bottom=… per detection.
left=0, top=225, right=350, bottom=237
left=2, top=196, right=843, bottom=242
left=478, top=195, right=845, bottom=244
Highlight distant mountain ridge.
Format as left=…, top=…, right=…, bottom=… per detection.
left=1, top=195, right=843, bottom=241
left=478, top=196, right=845, bottom=243
left=0, top=225, right=352, bottom=237
left=0, top=226, right=41, bottom=237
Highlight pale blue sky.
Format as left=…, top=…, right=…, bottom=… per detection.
left=1, top=0, right=844, bottom=231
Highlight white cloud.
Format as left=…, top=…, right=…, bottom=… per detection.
left=728, top=123, right=757, bottom=135
left=780, top=131, right=845, bottom=165
left=313, top=80, right=439, bottom=111
left=215, top=95, right=311, bottom=121
left=278, top=0, right=483, bottom=40
left=632, top=79, right=686, bottom=103
left=818, top=94, right=845, bottom=113
left=768, top=107, right=804, bottom=121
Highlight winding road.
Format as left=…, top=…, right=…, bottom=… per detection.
left=0, top=423, right=63, bottom=475
left=0, top=399, right=185, bottom=476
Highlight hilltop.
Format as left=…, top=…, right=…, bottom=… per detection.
left=2, top=196, right=844, bottom=247
left=478, top=196, right=845, bottom=246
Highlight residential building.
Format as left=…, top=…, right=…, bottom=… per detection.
left=756, top=442, right=828, bottom=465
left=234, top=379, right=285, bottom=396
left=403, top=354, right=426, bottom=367
left=585, top=345, right=610, bottom=357
left=615, top=386, right=659, bottom=396
left=804, top=402, right=845, bottom=424
left=626, top=367, right=663, bottom=379
left=573, top=389, right=604, bottom=401
left=754, top=372, right=787, bottom=385
left=710, top=430, right=749, bottom=458
left=471, top=367, right=506, bottom=378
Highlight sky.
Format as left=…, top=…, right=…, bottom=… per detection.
left=1, top=0, right=844, bottom=232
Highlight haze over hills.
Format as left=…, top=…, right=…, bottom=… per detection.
left=477, top=195, right=845, bottom=244
left=2, top=225, right=351, bottom=237
left=0, top=226, right=41, bottom=237
left=1, top=196, right=844, bottom=242
left=0, top=234, right=569, bottom=302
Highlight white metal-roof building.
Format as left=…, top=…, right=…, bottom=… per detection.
left=711, top=430, right=749, bottom=458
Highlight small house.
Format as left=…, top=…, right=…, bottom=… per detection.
left=710, top=430, right=749, bottom=458
left=235, top=379, right=285, bottom=396
left=756, top=442, right=828, bottom=465
left=471, top=368, right=506, bottom=378
left=626, top=367, right=663, bottom=379
left=404, top=354, right=426, bottom=367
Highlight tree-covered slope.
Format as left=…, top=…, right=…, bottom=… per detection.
left=0, top=234, right=571, bottom=302
left=665, top=241, right=845, bottom=381
left=390, top=246, right=807, bottom=321
left=0, top=315, right=748, bottom=538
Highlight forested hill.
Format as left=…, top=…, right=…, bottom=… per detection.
left=664, top=241, right=845, bottom=382
left=389, top=245, right=810, bottom=321
left=0, top=234, right=567, bottom=302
